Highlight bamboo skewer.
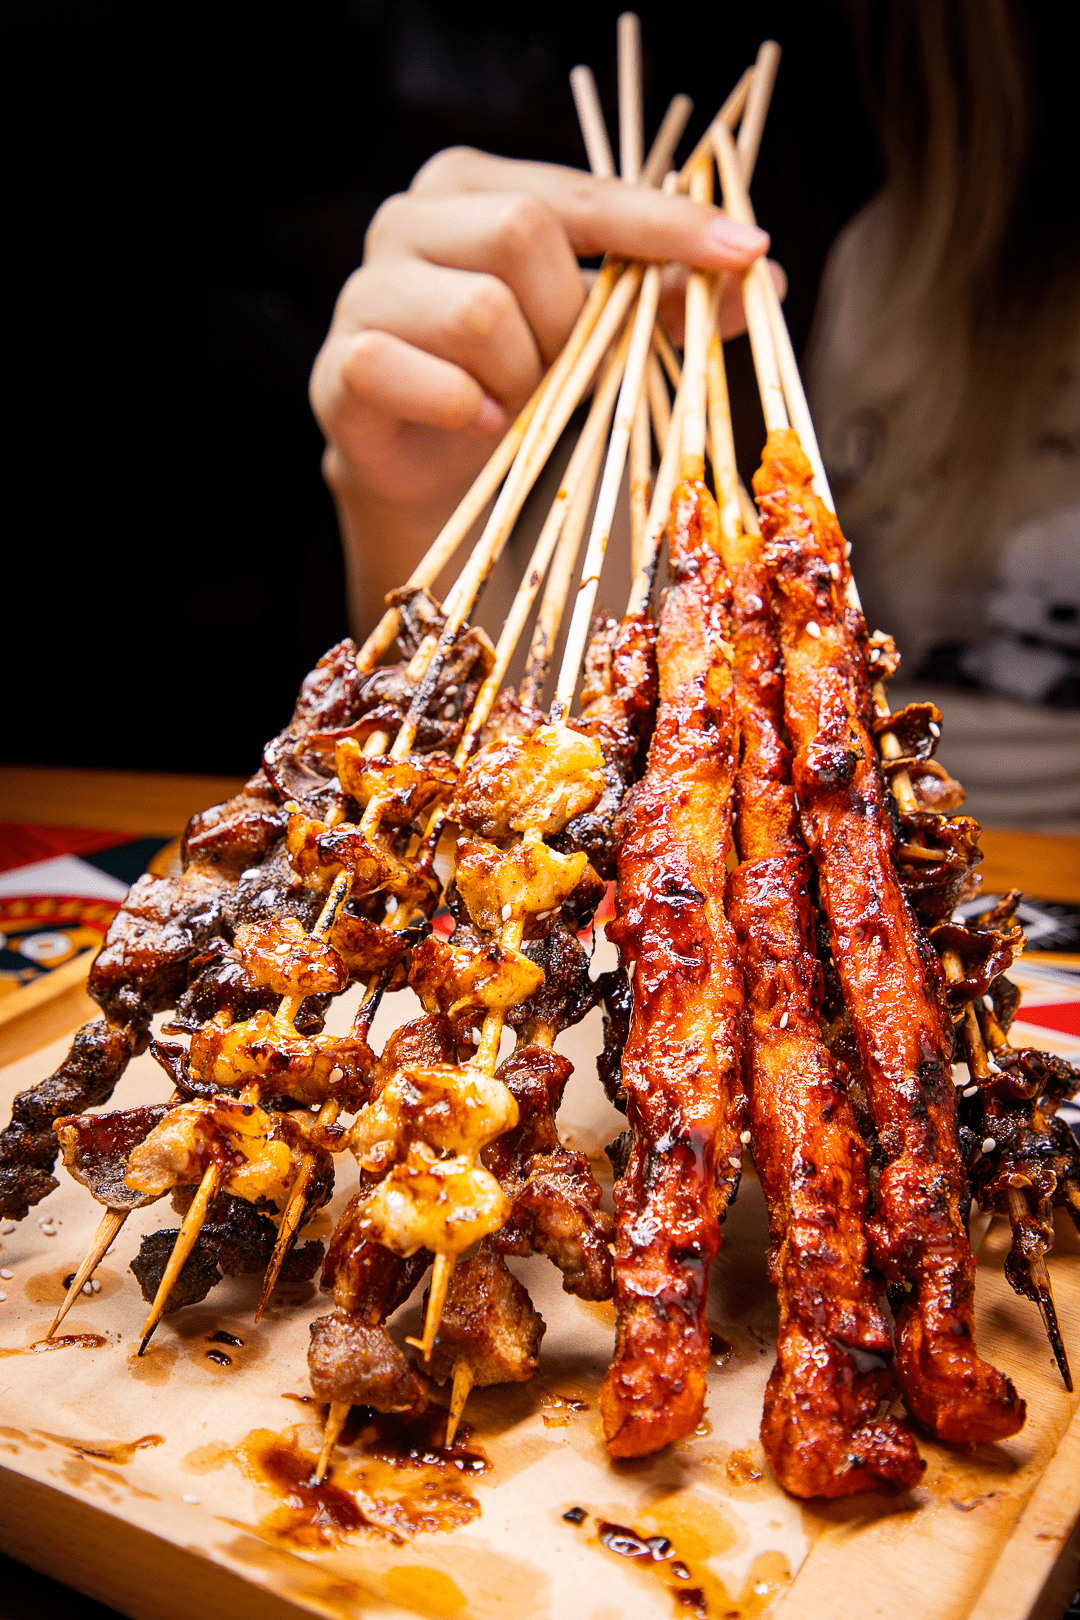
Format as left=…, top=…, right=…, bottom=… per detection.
left=47, top=1207, right=127, bottom=1339
left=521, top=430, right=606, bottom=706
left=617, top=12, right=644, bottom=184
left=646, top=351, right=673, bottom=450
left=677, top=67, right=754, bottom=185
left=735, top=41, right=782, bottom=177
left=640, top=94, right=694, bottom=187
left=445, top=1357, right=475, bottom=1447
left=138, top=1162, right=222, bottom=1351
left=316, top=1400, right=351, bottom=1483
left=710, top=121, right=836, bottom=515
left=551, top=259, right=662, bottom=721
left=679, top=153, right=714, bottom=478
left=629, top=392, right=653, bottom=577
left=652, top=325, right=681, bottom=393
left=570, top=65, right=616, bottom=179
left=467, top=329, right=629, bottom=738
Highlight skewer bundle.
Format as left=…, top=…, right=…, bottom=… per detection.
left=1, top=15, right=1077, bottom=1509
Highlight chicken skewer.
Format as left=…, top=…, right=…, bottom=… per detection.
left=255, top=327, right=633, bottom=1318
left=716, top=122, right=1024, bottom=1444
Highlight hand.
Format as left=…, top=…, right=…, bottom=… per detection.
left=310, top=146, right=774, bottom=626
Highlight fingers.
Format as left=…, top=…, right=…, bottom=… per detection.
left=411, top=147, right=769, bottom=270
left=332, top=256, right=544, bottom=414
left=366, top=191, right=585, bottom=366
left=312, top=328, right=505, bottom=456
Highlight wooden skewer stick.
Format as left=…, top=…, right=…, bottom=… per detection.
left=465, top=326, right=629, bottom=741
left=445, top=1358, right=475, bottom=1447
left=713, top=124, right=788, bottom=440
left=46, top=1206, right=127, bottom=1340
left=677, top=66, right=754, bottom=185
left=552, top=259, right=663, bottom=721
left=626, top=353, right=686, bottom=616
left=680, top=153, right=713, bottom=479
left=315, top=1399, right=351, bottom=1484
left=138, top=1162, right=222, bottom=1352
left=629, top=391, right=652, bottom=579
left=652, top=324, right=681, bottom=392
left=735, top=41, right=781, bottom=178
left=710, top=119, right=838, bottom=523
left=406, top=1249, right=455, bottom=1363
left=521, top=429, right=606, bottom=707
left=1006, top=1186, right=1072, bottom=1390
left=618, top=12, right=644, bottom=184
left=570, top=65, right=616, bottom=178
left=640, top=95, right=694, bottom=187
left=646, top=350, right=672, bottom=451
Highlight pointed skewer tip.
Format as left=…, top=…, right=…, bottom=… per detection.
left=46, top=1206, right=129, bottom=1341
left=314, top=1400, right=350, bottom=1485
left=445, top=1359, right=475, bottom=1448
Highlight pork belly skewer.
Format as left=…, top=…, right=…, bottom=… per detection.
left=597, top=150, right=747, bottom=1459
left=715, top=124, right=1023, bottom=1444
left=718, top=109, right=1078, bottom=1390
left=707, top=318, right=922, bottom=1493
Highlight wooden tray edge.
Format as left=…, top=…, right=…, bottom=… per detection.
left=966, top=1404, right=1080, bottom=1620
left=0, top=1463, right=341, bottom=1620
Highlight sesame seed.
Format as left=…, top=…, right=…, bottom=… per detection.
left=82, top=1281, right=94, bottom=1295
left=1, top=1223, right=15, bottom=1235
left=501, top=903, right=512, bottom=920
left=981, top=1137, right=997, bottom=1154
left=0, top=1293, right=6, bottom=1303
left=740, top=1130, right=752, bottom=1145
left=728, top=1156, right=742, bottom=1170
left=829, top=561, right=840, bottom=579
left=0, top=1268, right=12, bottom=1280
left=42, top=1226, right=57, bottom=1237
left=806, top=621, right=821, bottom=638
left=929, top=722, right=941, bottom=738
left=963, top=1085, right=979, bottom=1097
left=182, top=1495, right=200, bottom=1505
left=869, top=649, right=880, bottom=661
left=778, top=1011, right=789, bottom=1029
left=90, top=1279, right=101, bottom=1293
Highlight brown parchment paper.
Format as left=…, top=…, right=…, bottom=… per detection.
left=0, top=952, right=1078, bottom=1620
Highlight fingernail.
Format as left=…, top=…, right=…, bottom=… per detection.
left=472, top=394, right=508, bottom=436
left=709, top=218, right=769, bottom=257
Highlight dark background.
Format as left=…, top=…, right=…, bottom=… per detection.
left=5, top=1, right=883, bottom=777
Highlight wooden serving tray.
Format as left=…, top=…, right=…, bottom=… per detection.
left=1, top=957, right=1078, bottom=1620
